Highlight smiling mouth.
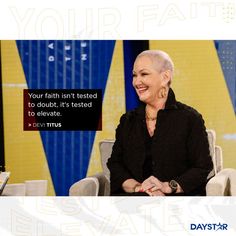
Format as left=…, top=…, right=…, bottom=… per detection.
left=136, top=86, right=148, bottom=95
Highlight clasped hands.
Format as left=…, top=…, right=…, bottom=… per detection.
left=136, top=176, right=173, bottom=196
left=122, top=176, right=176, bottom=196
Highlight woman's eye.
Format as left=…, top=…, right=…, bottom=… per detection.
left=141, top=73, right=148, bottom=76
left=132, top=74, right=137, bottom=77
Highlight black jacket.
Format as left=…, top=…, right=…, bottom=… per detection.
left=107, top=89, right=213, bottom=196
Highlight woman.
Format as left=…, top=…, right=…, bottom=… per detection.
left=107, top=50, right=213, bottom=196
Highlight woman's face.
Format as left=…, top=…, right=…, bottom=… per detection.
left=132, top=55, right=164, bottom=104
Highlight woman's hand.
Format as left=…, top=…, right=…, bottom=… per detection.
left=122, top=176, right=183, bottom=195
left=146, top=189, right=165, bottom=196
left=141, top=176, right=163, bottom=193
left=122, top=179, right=141, bottom=193
left=141, top=176, right=183, bottom=195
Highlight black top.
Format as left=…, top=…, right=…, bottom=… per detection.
left=107, top=88, right=213, bottom=196
left=142, top=124, right=153, bottom=180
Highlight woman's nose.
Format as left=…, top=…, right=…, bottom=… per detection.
left=133, top=75, right=141, bottom=84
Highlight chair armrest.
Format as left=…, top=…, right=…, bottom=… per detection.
left=93, top=172, right=110, bottom=196
left=69, top=177, right=99, bottom=196
left=225, top=168, right=236, bottom=196
left=206, top=168, right=236, bottom=196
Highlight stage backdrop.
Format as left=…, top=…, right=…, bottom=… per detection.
left=1, top=40, right=235, bottom=195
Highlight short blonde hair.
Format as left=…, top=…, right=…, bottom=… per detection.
left=136, top=50, right=174, bottom=84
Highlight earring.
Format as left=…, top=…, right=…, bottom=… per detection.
left=159, top=87, right=167, bottom=98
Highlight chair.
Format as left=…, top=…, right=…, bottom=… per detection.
left=206, top=168, right=236, bottom=196
left=2, top=183, right=26, bottom=196
left=69, top=177, right=99, bottom=196
left=2, top=180, right=48, bottom=196
left=25, top=180, right=48, bottom=196
left=69, top=130, right=236, bottom=196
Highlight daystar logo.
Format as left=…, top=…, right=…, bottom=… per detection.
left=190, top=223, right=228, bottom=231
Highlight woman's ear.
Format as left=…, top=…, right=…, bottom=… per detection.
left=161, top=70, right=171, bottom=86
